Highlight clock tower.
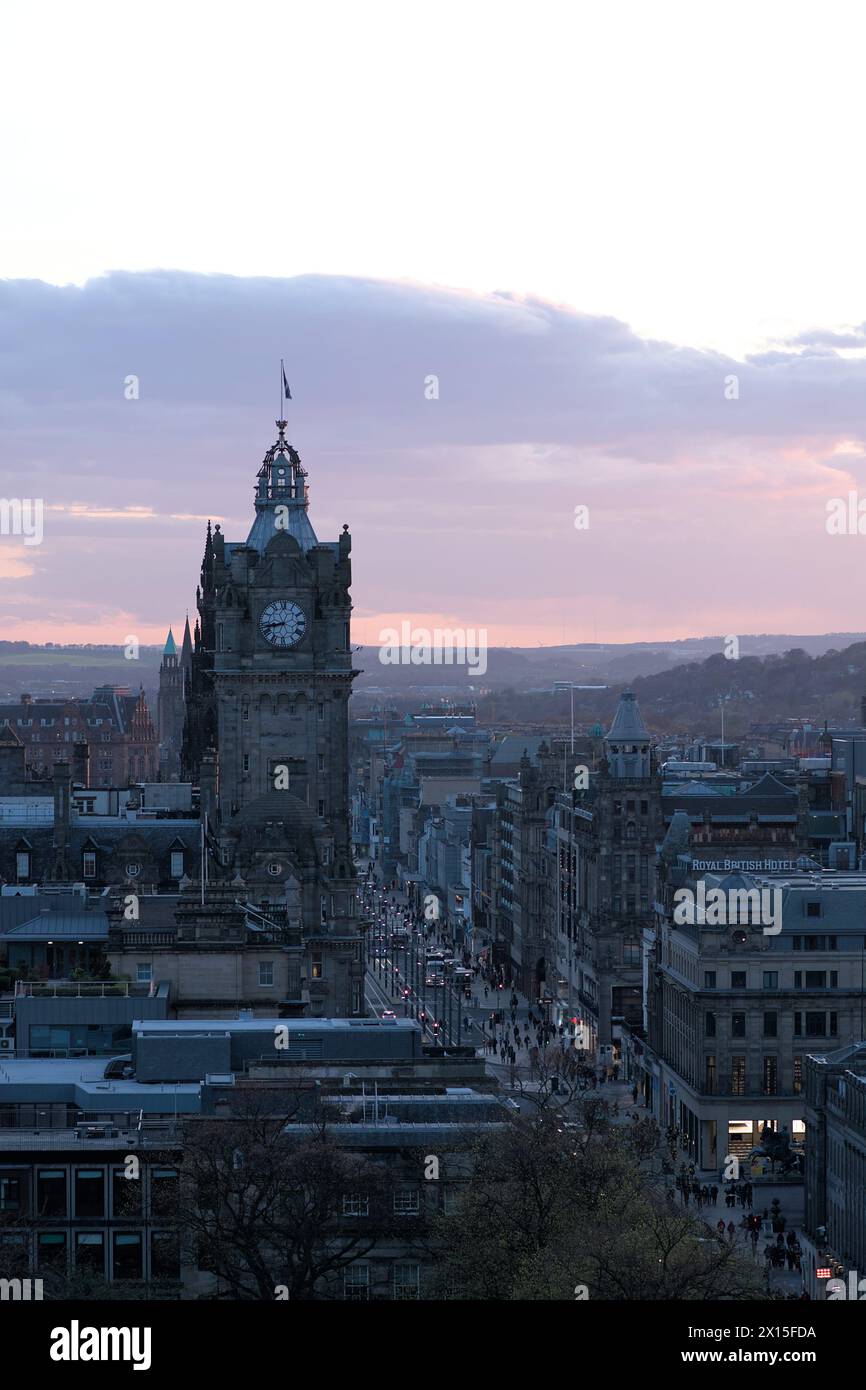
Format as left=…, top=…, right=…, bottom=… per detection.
left=182, top=417, right=358, bottom=922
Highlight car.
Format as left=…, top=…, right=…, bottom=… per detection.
left=381, top=1008, right=396, bottom=1020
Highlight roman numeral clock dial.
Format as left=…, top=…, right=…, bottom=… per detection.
left=259, top=600, right=307, bottom=648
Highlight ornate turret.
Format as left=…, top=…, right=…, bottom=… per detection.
left=604, top=690, right=651, bottom=779
left=245, top=420, right=318, bottom=554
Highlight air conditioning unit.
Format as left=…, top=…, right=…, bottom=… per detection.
left=0, top=1038, right=13, bottom=1053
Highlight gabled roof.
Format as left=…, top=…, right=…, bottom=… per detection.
left=748, top=773, right=796, bottom=799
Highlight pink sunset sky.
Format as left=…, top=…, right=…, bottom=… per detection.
left=2, top=270, right=866, bottom=649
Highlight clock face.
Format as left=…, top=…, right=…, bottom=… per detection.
left=259, top=599, right=307, bottom=648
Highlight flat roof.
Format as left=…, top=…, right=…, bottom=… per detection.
left=132, top=1017, right=420, bottom=1033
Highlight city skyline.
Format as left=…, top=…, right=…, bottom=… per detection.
left=6, top=269, right=866, bottom=649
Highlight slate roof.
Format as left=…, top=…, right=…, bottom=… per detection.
left=606, top=692, right=649, bottom=742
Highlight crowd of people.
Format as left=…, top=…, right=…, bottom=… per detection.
left=363, top=867, right=808, bottom=1293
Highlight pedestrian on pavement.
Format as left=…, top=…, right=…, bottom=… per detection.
left=716, top=1218, right=726, bottom=1236
left=727, top=1222, right=736, bottom=1240
left=710, top=1184, right=719, bottom=1204
left=631, top=1084, right=638, bottom=1104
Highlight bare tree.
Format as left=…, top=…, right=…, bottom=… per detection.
left=177, top=1090, right=415, bottom=1300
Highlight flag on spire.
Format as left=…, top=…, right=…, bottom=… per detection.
left=282, top=364, right=292, bottom=400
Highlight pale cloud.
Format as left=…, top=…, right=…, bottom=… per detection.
left=3, top=271, right=866, bottom=644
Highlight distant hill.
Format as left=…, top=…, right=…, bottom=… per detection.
left=4, top=637, right=866, bottom=732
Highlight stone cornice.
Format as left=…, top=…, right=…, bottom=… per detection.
left=212, top=670, right=358, bottom=685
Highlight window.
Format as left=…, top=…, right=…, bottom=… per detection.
left=113, top=1169, right=141, bottom=1218
left=731, top=1012, right=746, bottom=1038
left=75, top=1232, right=105, bottom=1275
left=805, top=901, right=821, bottom=918
left=311, top=952, right=323, bottom=980
left=705, top=1056, right=716, bottom=1094
left=830, top=1011, right=838, bottom=1037
left=393, top=1187, right=420, bottom=1216
left=704, top=1011, right=716, bottom=1037
left=794, top=1011, right=802, bottom=1037
left=318, top=702, right=325, bottom=722
left=0, top=1176, right=21, bottom=1212
left=804, top=1012, right=826, bottom=1038
left=37, top=1169, right=66, bottom=1217
left=763, top=1011, right=778, bottom=1038
left=112, top=1232, right=142, bottom=1281
left=317, top=753, right=325, bottom=772
left=318, top=799, right=325, bottom=818
left=703, top=971, right=716, bottom=989
left=136, top=963, right=152, bottom=985
left=150, top=1231, right=180, bottom=1281
left=793, top=1056, right=803, bottom=1094
left=762, top=1056, right=778, bottom=1096
left=126, top=862, right=140, bottom=878
left=75, top=1169, right=105, bottom=1219
left=242, top=703, right=250, bottom=722
left=392, top=1262, right=420, bottom=1300
left=805, top=971, right=826, bottom=989
left=731, top=1057, right=746, bottom=1096
left=762, top=971, right=778, bottom=989
left=38, top=1232, right=67, bottom=1271
left=342, top=1194, right=369, bottom=1217
left=170, top=850, right=184, bottom=878
left=831, top=971, right=838, bottom=988
left=344, top=1263, right=370, bottom=1301
left=731, top=971, right=746, bottom=989
left=794, top=972, right=802, bottom=989
left=243, top=754, right=250, bottom=773
left=259, top=961, right=274, bottom=987
left=150, top=1168, right=178, bottom=1217
left=15, top=851, right=29, bottom=880
left=216, top=623, right=224, bottom=653
left=83, top=850, right=97, bottom=878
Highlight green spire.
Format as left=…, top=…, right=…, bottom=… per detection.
left=163, top=628, right=178, bottom=657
